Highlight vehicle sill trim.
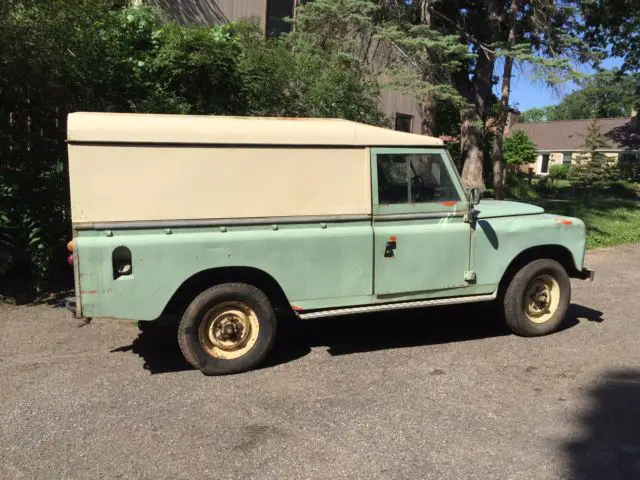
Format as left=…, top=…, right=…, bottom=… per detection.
left=298, top=292, right=497, bottom=320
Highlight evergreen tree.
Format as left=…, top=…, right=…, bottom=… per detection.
left=570, top=119, right=619, bottom=191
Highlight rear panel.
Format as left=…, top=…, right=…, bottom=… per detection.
left=75, top=221, right=373, bottom=320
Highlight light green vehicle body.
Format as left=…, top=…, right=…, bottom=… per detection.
left=72, top=147, right=588, bottom=322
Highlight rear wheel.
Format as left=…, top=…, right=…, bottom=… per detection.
left=502, top=259, right=571, bottom=337
left=178, top=283, right=277, bottom=375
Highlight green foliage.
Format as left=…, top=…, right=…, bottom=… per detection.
left=549, top=163, right=572, bottom=181
left=505, top=174, right=539, bottom=201
left=520, top=106, right=557, bottom=123
left=580, top=0, right=640, bottom=73
left=540, top=199, right=640, bottom=249
left=289, top=0, right=472, bottom=123
left=546, top=163, right=572, bottom=194
left=569, top=120, right=619, bottom=190
left=0, top=174, right=13, bottom=275
left=376, top=21, right=473, bottom=110
left=503, top=131, right=537, bottom=166
left=618, top=153, right=640, bottom=182
left=0, top=1, right=386, bottom=290
left=554, top=70, right=639, bottom=120
left=520, top=70, right=639, bottom=122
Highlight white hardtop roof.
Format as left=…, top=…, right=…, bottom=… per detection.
left=67, top=112, right=444, bottom=147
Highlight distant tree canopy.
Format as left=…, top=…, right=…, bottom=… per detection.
left=580, top=0, right=640, bottom=73
left=520, top=106, right=557, bottom=123
left=520, top=70, right=640, bottom=122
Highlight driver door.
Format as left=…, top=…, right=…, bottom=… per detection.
left=372, top=148, right=472, bottom=300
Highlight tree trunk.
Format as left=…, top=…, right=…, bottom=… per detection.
left=418, top=0, right=437, bottom=136
left=421, top=102, right=436, bottom=136
left=491, top=56, right=514, bottom=200
left=459, top=49, right=494, bottom=190
left=460, top=108, right=485, bottom=190
left=492, top=142, right=506, bottom=199
left=490, top=0, right=520, bottom=200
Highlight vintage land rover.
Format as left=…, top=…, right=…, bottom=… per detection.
left=66, top=112, right=594, bottom=375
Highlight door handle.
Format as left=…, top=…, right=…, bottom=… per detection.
left=384, top=236, right=397, bottom=258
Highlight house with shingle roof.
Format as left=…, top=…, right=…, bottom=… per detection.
left=511, top=116, right=640, bottom=175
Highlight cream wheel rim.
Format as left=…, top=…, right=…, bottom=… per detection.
left=523, top=274, right=561, bottom=324
left=198, top=301, right=260, bottom=359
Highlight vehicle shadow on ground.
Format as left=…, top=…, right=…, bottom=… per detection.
left=563, top=369, right=640, bottom=479
left=111, top=302, right=603, bottom=375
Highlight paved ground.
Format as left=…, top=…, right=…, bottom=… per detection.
left=1, top=244, right=639, bottom=480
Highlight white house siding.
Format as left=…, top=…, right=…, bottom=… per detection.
left=533, top=151, right=624, bottom=175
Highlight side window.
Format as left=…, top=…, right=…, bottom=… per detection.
left=377, top=153, right=460, bottom=205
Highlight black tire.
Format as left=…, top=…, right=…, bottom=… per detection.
left=178, top=283, right=277, bottom=375
left=502, top=258, right=571, bottom=337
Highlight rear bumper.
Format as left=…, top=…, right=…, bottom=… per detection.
left=575, top=268, right=595, bottom=281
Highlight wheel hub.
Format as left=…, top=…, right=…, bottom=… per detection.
left=208, top=310, right=251, bottom=351
left=197, top=301, right=261, bottom=360
left=523, top=274, right=560, bottom=324
left=529, top=284, right=550, bottom=313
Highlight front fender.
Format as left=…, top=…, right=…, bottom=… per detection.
left=472, top=213, right=587, bottom=287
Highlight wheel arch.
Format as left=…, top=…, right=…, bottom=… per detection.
left=498, top=244, right=580, bottom=295
left=163, top=266, right=292, bottom=317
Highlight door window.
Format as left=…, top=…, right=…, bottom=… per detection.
left=377, top=153, right=461, bottom=205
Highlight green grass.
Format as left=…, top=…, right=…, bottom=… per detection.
left=497, top=177, right=640, bottom=249
left=533, top=198, right=640, bottom=249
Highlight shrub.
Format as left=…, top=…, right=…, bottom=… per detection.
left=618, top=153, right=640, bottom=182
left=0, top=1, right=386, bottom=291
left=503, top=130, right=537, bottom=167
left=0, top=175, right=13, bottom=275
left=549, top=163, right=571, bottom=180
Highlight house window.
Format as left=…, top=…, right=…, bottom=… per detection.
left=562, top=153, right=572, bottom=165
left=394, top=113, right=413, bottom=133
left=540, top=154, right=550, bottom=174
left=266, top=0, right=295, bottom=37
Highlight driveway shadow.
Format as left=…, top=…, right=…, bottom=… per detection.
left=563, top=369, right=640, bottom=479
left=111, top=302, right=601, bottom=374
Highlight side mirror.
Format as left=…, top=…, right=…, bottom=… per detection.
left=467, top=187, right=481, bottom=206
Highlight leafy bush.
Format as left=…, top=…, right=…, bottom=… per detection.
left=505, top=173, right=538, bottom=200
left=0, top=175, right=13, bottom=275
left=0, top=1, right=386, bottom=291
left=503, top=130, right=537, bottom=166
left=618, top=153, right=640, bottom=182
left=549, top=163, right=571, bottom=180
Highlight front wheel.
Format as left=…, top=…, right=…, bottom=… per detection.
left=502, top=259, right=571, bottom=337
left=178, top=283, right=277, bottom=375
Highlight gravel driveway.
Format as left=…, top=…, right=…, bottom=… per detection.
left=1, top=244, right=639, bottom=479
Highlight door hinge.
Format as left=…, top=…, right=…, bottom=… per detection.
left=464, top=206, right=477, bottom=223
left=464, top=270, right=476, bottom=282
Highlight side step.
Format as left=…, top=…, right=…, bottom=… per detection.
left=298, top=292, right=497, bottom=320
